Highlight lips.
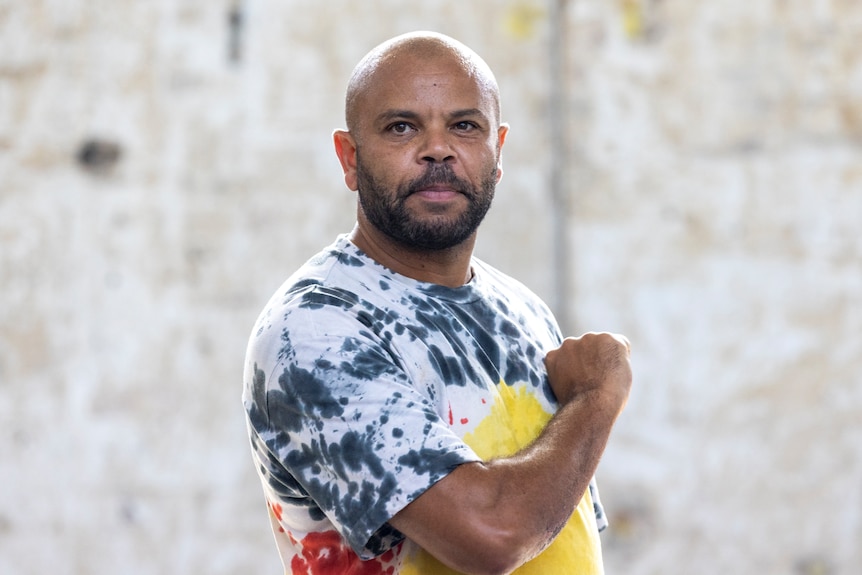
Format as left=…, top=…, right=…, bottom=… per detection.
left=412, top=184, right=461, bottom=201
left=402, top=164, right=470, bottom=201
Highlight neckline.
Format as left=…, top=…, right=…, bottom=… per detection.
left=335, top=235, right=485, bottom=304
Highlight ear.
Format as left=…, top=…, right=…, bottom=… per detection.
left=495, top=123, right=509, bottom=183
left=333, top=130, right=359, bottom=191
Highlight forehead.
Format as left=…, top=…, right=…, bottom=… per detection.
left=355, top=52, right=498, bottom=124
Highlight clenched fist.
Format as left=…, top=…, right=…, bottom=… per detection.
left=544, top=332, right=632, bottom=412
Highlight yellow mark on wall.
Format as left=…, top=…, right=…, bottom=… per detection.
left=504, top=2, right=546, bottom=40
left=621, top=0, right=644, bottom=39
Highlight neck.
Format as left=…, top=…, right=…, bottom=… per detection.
left=349, top=222, right=475, bottom=288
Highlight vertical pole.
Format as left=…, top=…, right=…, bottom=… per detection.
left=548, top=0, right=572, bottom=334
left=228, top=1, right=245, bottom=65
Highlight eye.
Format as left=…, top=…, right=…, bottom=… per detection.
left=453, top=121, right=479, bottom=132
left=387, top=122, right=415, bottom=135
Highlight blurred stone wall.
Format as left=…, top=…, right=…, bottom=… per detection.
left=0, top=1, right=859, bottom=574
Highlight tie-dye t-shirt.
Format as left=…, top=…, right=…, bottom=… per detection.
left=242, top=235, right=608, bottom=574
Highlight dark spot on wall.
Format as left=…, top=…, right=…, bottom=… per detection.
left=76, top=138, right=122, bottom=173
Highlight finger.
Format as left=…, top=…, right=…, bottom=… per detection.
left=612, top=333, right=631, bottom=354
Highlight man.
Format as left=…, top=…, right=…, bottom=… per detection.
left=243, top=31, right=632, bottom=575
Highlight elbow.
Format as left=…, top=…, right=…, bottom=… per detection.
left=402, top=516, right=534, bottom=575
left=450, top=526, right=537, bottom=575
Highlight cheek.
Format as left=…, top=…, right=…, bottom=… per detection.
left=362, top=150, right=415, bottom=183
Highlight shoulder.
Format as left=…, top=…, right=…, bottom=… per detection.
left=471, top=258, right=557, bottom=321
left=246, top=237, right=423, bottom=365
left=260, top=237, right=385, bottom=319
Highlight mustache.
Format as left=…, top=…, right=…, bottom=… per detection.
left=400, top=164, right=471, bottom=199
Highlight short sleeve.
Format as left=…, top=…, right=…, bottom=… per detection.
left=244, top=297, right=481, bottom=558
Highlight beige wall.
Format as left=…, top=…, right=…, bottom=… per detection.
left=1, top=1, right=860, bottom=573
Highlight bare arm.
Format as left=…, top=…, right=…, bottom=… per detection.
left=388, top=332, right=632, bottom=575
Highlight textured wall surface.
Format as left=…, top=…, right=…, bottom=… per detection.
left=1, top=1, right=860, bottom=574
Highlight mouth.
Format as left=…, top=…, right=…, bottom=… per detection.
left=411, top=184, right=462, bottom=201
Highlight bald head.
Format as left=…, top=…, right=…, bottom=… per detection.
left=344, top=32, right=501, bottom=134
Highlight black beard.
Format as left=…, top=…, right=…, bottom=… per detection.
left=356, top=159, right=497, bottom=251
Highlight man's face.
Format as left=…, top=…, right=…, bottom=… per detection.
left=344, top=53, right=507, bottom=251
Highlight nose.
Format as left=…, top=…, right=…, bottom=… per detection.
left=419, top=127, right=455, bottom=164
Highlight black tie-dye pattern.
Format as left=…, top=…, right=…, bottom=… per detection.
left=241, top=234, right=607, bottom=566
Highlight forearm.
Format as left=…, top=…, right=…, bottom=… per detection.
left=390, top=387, right=624, bottom=575
left=476, top=387, right=622, bottom=564
left=495, top=388, right=622, bottom=542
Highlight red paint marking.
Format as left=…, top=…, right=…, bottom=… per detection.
left=269, top=500, right=286, bottom=531
left=460, top=418, right=469, bottom=425
left=290, top=531, right=397, bottom=575
left=448, top=403, right=454, bottom=425
left=270, top=501, right=283, bottom=521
